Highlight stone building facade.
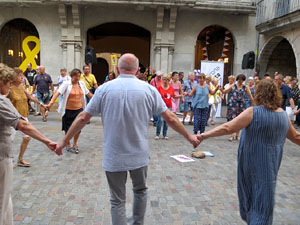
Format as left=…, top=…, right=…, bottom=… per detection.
left=0, top=0, right=256, bottom=83
left=256, top=0, right=300, bottom=78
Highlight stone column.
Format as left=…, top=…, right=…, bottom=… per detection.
left=74, top=42, right=82, bottom=69
left=60, top=43, right=67, bottom=69
left=67, top=43, right=75, bottom=70
left=161, top=47, right=169, bottom=74
left=168, top=46, right=174, bottom=73
left=154, top=45, right=161, bottom=71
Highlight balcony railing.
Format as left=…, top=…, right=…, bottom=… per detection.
left=256, top=0, right=300, bottom=25
left=0, top=0, right=256, bottom=7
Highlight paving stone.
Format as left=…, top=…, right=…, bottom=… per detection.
left=10, top=112, right=300, bottom=224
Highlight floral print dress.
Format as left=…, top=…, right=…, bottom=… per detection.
left=227, top=84, right=246, bottom=121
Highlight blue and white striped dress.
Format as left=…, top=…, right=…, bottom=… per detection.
left=237, top=106, right=289, bottom=225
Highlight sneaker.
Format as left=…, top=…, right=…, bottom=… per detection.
left=164, top=136, right=169, bottom=140
left=155, top=136, right=159, bottom=140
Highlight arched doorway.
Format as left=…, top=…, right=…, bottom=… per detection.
left=258, top=37, right=296, bottom=77
left=92, top=57, right=109, bottom=84
left=195, top=25, right=234, bottom=86
left=0, top=18, right=40, bottom=68
left=87, top=22, right=151, bottom=84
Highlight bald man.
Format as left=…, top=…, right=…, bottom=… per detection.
left=54, top=53, right=200, bottom=225
left=32, top=65, right=54, bottom=122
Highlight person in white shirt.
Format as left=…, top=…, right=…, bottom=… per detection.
left=57, top=68, right=71, bottom=107
left=47, top=68, right=93, bottom=153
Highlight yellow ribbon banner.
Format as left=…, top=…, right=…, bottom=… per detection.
left=19, top=36, right=40, bottom=72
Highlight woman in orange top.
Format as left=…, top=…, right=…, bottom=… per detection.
left=47, top=69, right=92, bottom=154
left=8, top=68, right=44, bottom=167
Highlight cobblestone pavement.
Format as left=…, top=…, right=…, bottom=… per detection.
left=11, top=112, right=300, bottom=225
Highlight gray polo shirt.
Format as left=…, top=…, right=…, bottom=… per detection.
left=85, top=74, right=167, bottom=172
left=0, top=94, right=21, bottom=160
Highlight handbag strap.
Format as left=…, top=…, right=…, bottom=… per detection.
left=83, top=75, right=93, bottom=89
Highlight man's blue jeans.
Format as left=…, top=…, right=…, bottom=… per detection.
left=156, top=107, right=172, bottom=137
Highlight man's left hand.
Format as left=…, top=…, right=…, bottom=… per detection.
left=188, top=134, right=201, bottom=148
left=54, top=142, right=64, bottom=156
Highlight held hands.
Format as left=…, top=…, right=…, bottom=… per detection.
left=188, top=134, right=201, bottom=148
left=45, top=103, right=53, bottom=111
left=46, top=141, right=61, bottom=156
left=41, top=103, right=47, bottom=110
left=53, top=142, right=64, bottom=156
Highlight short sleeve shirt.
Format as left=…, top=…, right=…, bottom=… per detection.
left=24, top=69, right=36, bottom=86
left=0, top=94, right=21, bottom=159
left=157, top=85, right=174, bottom=108
left=34, top=73, right=52, bottom=93
left=182, top=80, right=197, bottom=102
left=85, top=74, right=167, bottom=172
left=150, top=77, right=163, bottom=89
left=280, top=84, right=292, bottom=110
left=80, top=74, right=97, bottom=90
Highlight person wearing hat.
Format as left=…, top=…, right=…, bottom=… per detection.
left=245, top=76, right=255, bottom=108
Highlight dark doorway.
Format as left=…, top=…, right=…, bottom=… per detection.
left=92, top=58, right=109, bottom=84
left=266, top=39, right=296, bottom=77
left=195, top=25, right=234, bottom=86
left=0, top=18, right=40, bottom=69
left=87, top=22, right=151, bottom=83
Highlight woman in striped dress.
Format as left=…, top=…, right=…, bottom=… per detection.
left=199, top=79, right=300, bottom=225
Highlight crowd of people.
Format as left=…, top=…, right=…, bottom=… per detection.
left=1, top=54, right=300, bottom=225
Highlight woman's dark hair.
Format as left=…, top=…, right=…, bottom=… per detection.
left=108, top=71, right=116, bottom=79
left=236, top=74, right=246, bottom=81
left=70, top=68, right=81, bottom=77
left=172, top=71, right=178, bottom=77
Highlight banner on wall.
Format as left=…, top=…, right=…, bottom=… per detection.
left=19, top=36, right=40, bottom=72
left=200, top=61, right=225, bottom=118
left=111, top=55, right=118, bottom=65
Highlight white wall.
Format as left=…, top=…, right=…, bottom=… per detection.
left=0, top=4, right=258, bottom=83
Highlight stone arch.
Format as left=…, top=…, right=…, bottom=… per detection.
left=195, top=25, right=235, bottom=85
left=0, top=18, right=40, bottom=69
left=258, top=36, right=297, bottom=77
left=87, top=22, right=151, bottom=74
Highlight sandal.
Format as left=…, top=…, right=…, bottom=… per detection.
left=17, top=159, right=31, bottom=167
left=236, top=136, right=240, bottom=141
left=42, top=117, right=47, bottom=122
left=64, top=146, right=71, bottom=152
left=66, top=146, right=76, bottom=153
left=73, top=147, right=79, bottom=154
left=188, top=121, right=193, bottom=125
left=228, top=136, right=234, bottom=142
